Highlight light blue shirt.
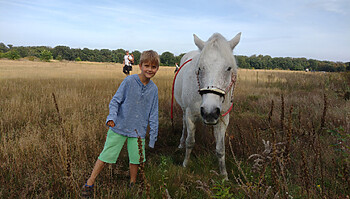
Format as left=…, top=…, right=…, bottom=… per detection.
left=106, top=74, right=159, bottom=148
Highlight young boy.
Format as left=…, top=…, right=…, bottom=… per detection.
left=82, top=50, right=160, bottom=197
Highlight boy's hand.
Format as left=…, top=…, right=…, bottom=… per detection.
left=107, top=120, right=115, bottom=127
left=148, top=146, right=157, bottom=154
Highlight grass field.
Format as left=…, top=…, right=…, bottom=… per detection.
left=1, top=59, right=349, bottom=198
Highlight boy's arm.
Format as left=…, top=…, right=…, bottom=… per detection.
left=106, top=79, right=128, bottom=126
left=148, top=90, right=159, bottom=148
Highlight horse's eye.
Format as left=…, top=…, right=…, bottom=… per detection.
left=227, top=67, right=232, bottom=71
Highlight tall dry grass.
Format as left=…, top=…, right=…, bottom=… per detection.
left=0, top=60, right=349, bottom=198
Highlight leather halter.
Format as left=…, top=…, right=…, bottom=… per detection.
left=196, top=69, right=237, bottom=101
left=196, top=68, right=237, bottom=117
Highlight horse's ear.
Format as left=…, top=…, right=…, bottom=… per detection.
left=229, top=32, right=241, bottom=50
left=194, top=34, right=205, bottom=50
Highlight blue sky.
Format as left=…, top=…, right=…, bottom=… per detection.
left=0, top=0, right=349, bottom=62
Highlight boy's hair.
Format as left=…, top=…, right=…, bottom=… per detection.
left=140, top=50, right=160, bottom=67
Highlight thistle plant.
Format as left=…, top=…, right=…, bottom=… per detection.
left=135, top=129, right=150, bottom=199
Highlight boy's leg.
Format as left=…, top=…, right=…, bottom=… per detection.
left=86, top=130, right=126, bottom=185
left=87, top=159, right=106, bottom=186
left=127, top=137, right=146, bottom=183
left=129, top=163, right=139, bottom=183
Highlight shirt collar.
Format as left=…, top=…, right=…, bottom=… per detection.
left=134, top=74, right=152, bottom=87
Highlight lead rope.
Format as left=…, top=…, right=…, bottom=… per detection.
left=221, top=74, right=236, bottom=117
left=171, top=59, right=192, bottom=123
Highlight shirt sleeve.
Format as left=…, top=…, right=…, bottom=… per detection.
left=148, top=88, right=159, bottom=148
left=106, top=79, right=128, bottom=126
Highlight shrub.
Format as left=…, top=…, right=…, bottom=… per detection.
left=56, top=55, right=63, bottom=61
left=75, top=57, right=82, bottom=61
left=40, top=50, right=53, bottom=62
left=27, top=56, right=36, bottom=61
left=5, top=50, right=20, bottom=60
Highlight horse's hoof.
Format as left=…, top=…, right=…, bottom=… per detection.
left=222, top=173, right=229, bottom=181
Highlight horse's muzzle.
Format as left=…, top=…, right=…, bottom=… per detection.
left=200, top=106, right=220, bottom=125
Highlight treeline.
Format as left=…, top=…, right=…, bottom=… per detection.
left=236, top=55, right=349, bottom=72
left=0, top=43, right=184, bottom=66
left=0, top=43, right=349, bottom=72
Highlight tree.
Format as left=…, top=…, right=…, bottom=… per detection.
left=89, top=49, right=102, bottom=62
left=100, top=49, right=112, bottom=62
left=346, top=62, right=350, bottom=71
left=116, top=53, right=124, bottom=64
left=160, top=51, right=175, bottom=66
left=249, top=55, right=261, bottom=69
left=40, top=50, right=53, bottom=62
left=132, top=50, right=141, bottom=65
left=52, top=46, right=71, bottom=60
left=14, top=46, right=28, bottom=58
left=308, top=59, right=318, bottom=71
left=236, top=55, right=250, bottom=68
left=111, top=49, right=126, bottom=63
left=71, top=48, right=83, bottom=61
left=175, top=53, right=185, bottom=65
left=82, top=48, right=94, bottom=61
left=0, top=43, right=8, bottom=53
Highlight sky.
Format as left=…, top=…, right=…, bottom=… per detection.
left=0, top=0, right=349, bottom=62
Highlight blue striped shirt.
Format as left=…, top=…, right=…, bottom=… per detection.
left=106, top=74, right=159, bottom=148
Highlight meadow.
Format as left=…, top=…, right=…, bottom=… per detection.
left=0, top=59, right=349, bottom=198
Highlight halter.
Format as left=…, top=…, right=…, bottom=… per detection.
left=196, top=69, right=237, bottom=117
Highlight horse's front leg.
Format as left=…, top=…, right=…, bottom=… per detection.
left=183, top=109, right=196, bottom=167
left=213, top=115, right=230, bottom=180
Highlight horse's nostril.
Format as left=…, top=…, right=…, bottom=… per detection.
left=215, top=108, right=220, bottom=117
left=200, top=107, right=205, bottom=116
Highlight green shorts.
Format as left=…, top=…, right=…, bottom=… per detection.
left=98, top=129, right=146, bottom=164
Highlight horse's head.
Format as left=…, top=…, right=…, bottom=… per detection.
left=194, top=32, right=241, bottom=125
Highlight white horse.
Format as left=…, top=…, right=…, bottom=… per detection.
left=174, top=32, right=241, bottom=179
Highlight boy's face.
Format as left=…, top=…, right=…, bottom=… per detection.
left=139, top=61, right=159, bottom=79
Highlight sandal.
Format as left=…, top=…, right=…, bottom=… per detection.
left=81, top=183, right=94, bottom=198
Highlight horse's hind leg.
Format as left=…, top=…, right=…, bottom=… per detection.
left=183, top=109, right=196, bottom=167
left=178, top=110, right=187, bottom=149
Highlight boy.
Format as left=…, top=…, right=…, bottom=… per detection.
left=82, top=50, right=160, bottom=197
